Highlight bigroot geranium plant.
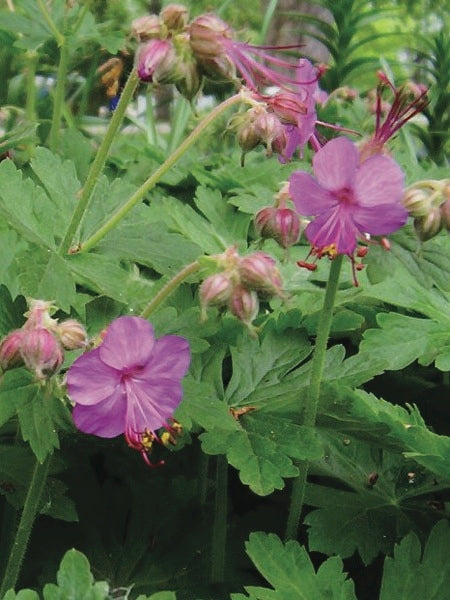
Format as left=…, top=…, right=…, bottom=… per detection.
left=0, top=2, right=449, bottom=599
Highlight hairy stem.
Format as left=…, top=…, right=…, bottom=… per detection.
left=0, top=455, right=51, bottom=595
left=140, top=261, right=200, bottom=319
left=48, top=41, right=69, bottom=152
left=285, top=255, right=343, bottom=540
left=58, top=68, right=140, bottom=255
left=78, top=93, right=245, bottom=254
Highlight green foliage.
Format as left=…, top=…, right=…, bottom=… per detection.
left=379, top=521, right=450, bottom=600
left=234, top=532, right=356, bottom=599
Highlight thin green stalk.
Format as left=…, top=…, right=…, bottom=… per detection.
left=285, top=255, right=343, bottom=540
left=48, top=41, right=69, bottom=152
left=210, top=455, right=228, bottom=584
left=58, top=68, right=140, bottom=255
left=78, top=93, right=245, bottom=254
left=36, top=0, right=64, bottom=46
left=140, top=261, right=200, bottom=319
left=0, top=455, right=52, bottom=596
left=25, top=51, right=37, bottom=122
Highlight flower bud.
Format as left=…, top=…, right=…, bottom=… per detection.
left=414, top=207, right=443, bottom=242
left=189, top=13, right=231, bottom=59
left=253, top=112, right=285, bottom=156
left=255, top=206, right=300, bottom=248
left=171, top=32, right=202, bottom=100
left=136, top=39, right=177, bottom=83
left=23, top=299, right=57, bottom=331
left=229, top=285, right=259, bottom=326
left=20, top=328, right=63, bottom=379
left=56, top=319, right=88, bottom=350
left=238, top=252, right=283, bottom=297
left=161, top=4, right=189, bottom=32
left=0, top=329, right=25, bottom=370
left=440, top=199, right=450, bottom=231
left=402, top=187, right=434, bottom=217
left=130, top=15, right=162, bottom=41
left=199, top=273, right=234, bottom=314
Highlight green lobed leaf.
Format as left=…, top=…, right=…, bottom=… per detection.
left=358, top=312, right=450, bottom=372
left=3, top=590, right=40, bottom=600
left=379, top=521, right=450, bottom=600
left=237, top=532, right=356, bottom=599
left=0, top=369, right=72, bottom=462
left=43, top=549, right=109, bottom=600
left=304, top=432, right=449, bottom=565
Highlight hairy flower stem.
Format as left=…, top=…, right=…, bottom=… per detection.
left=140, top=261, right=200, bottom=319
left=78, top=93, right=245, bottom=254
left=198, top=452, right=210, bottom=507
left=25, top=51, right=37, bottom=122
left=210, top=455, right=228, bottom=584
left=0, top=455, right=52, bottom=596
left=285, top=255, right=343, bottom=540
left=48, top=41, right=69, bottom=153
left=36, top=0, right=64, bottom=46
left=58, top=68, right=140, bottom=255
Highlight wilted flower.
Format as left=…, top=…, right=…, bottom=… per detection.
left=289, top=136, right=407, bottom=256
left=160, top=3, right=189, bottom=32
left=189, top=12, right=299, bottom=90
left=67, top=316, right=190, bottom=466
left=359, top=73, right=428, bottom=160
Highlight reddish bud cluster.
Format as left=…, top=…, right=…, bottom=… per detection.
left=199, top=247, right=284, bottom=331
left=0, top=299, right=87, bottom=380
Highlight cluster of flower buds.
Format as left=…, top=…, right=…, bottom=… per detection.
left=402, top=179, right=450, bottom=241
left=199, top=247, right=284, bottom=331
left=254, top=182, right=302, bottom=250
left=131, top=3, right=302, bottom=100
left=0, top=299, right=87, bottom=380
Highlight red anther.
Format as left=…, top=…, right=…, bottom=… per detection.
left=380, top=237, right=391, bottom=251
left=297, top=260, right=317, bottom=271
left=356, top=246, right=368, bottom=258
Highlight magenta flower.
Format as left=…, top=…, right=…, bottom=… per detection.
left=67, top=316, right=190, bottom=464
left=289, top=137, right=407, bottom=255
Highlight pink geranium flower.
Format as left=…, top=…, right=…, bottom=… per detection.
left=289, top=137, right=407, bottom=255
left=67, top=316, right=190, bottom=465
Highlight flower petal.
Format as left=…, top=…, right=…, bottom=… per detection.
left=72, top=385, right=127, bottom=438
left=354, top=154, right=405, bottom=207
left=137, top=335, right=190, bottom=381
left=313, top=137, right=359, bottom=191
left=289, top=171, right=337, bottom=215
left=67, top=348, right=120, bottom=406
left=305, top=206, right=361, bottom=255
left=124, top=378, right=183, bottom=434
left=352, top=203, right=408, bottom=235
left=100, top=316, right=155, bottom=370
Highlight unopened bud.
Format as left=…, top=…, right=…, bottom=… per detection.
left=402, top=187, right=433, bottom=217
left=253, top=112, right=285, bottom=156
left=161, top=4, right=189, bottom=32
left=130, top=15, right=162, bottom=41
left=229, top=285, right=259, bottom=326
left=56, top=319, right=88, bottom=350
left=440, top=199, right=450, bottom=231
left=414, top=207, right=442, bottom=241
left=20, top=328, right=63, bottom=378
left=23, top=299, right=57, bottom=331
left=0, top=329, right=25, bottom=370
left=200, top=273, right=234, bottom=312
left=189, top=13, right=230, bottom=59
left=255, top=206, right=300, bottom=248
left=238, top=252, right=283, bottom=297
left=136, top=39, right=177, bottom=83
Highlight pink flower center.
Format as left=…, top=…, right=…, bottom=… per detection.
left=335, top=187, right=356, bottom=206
